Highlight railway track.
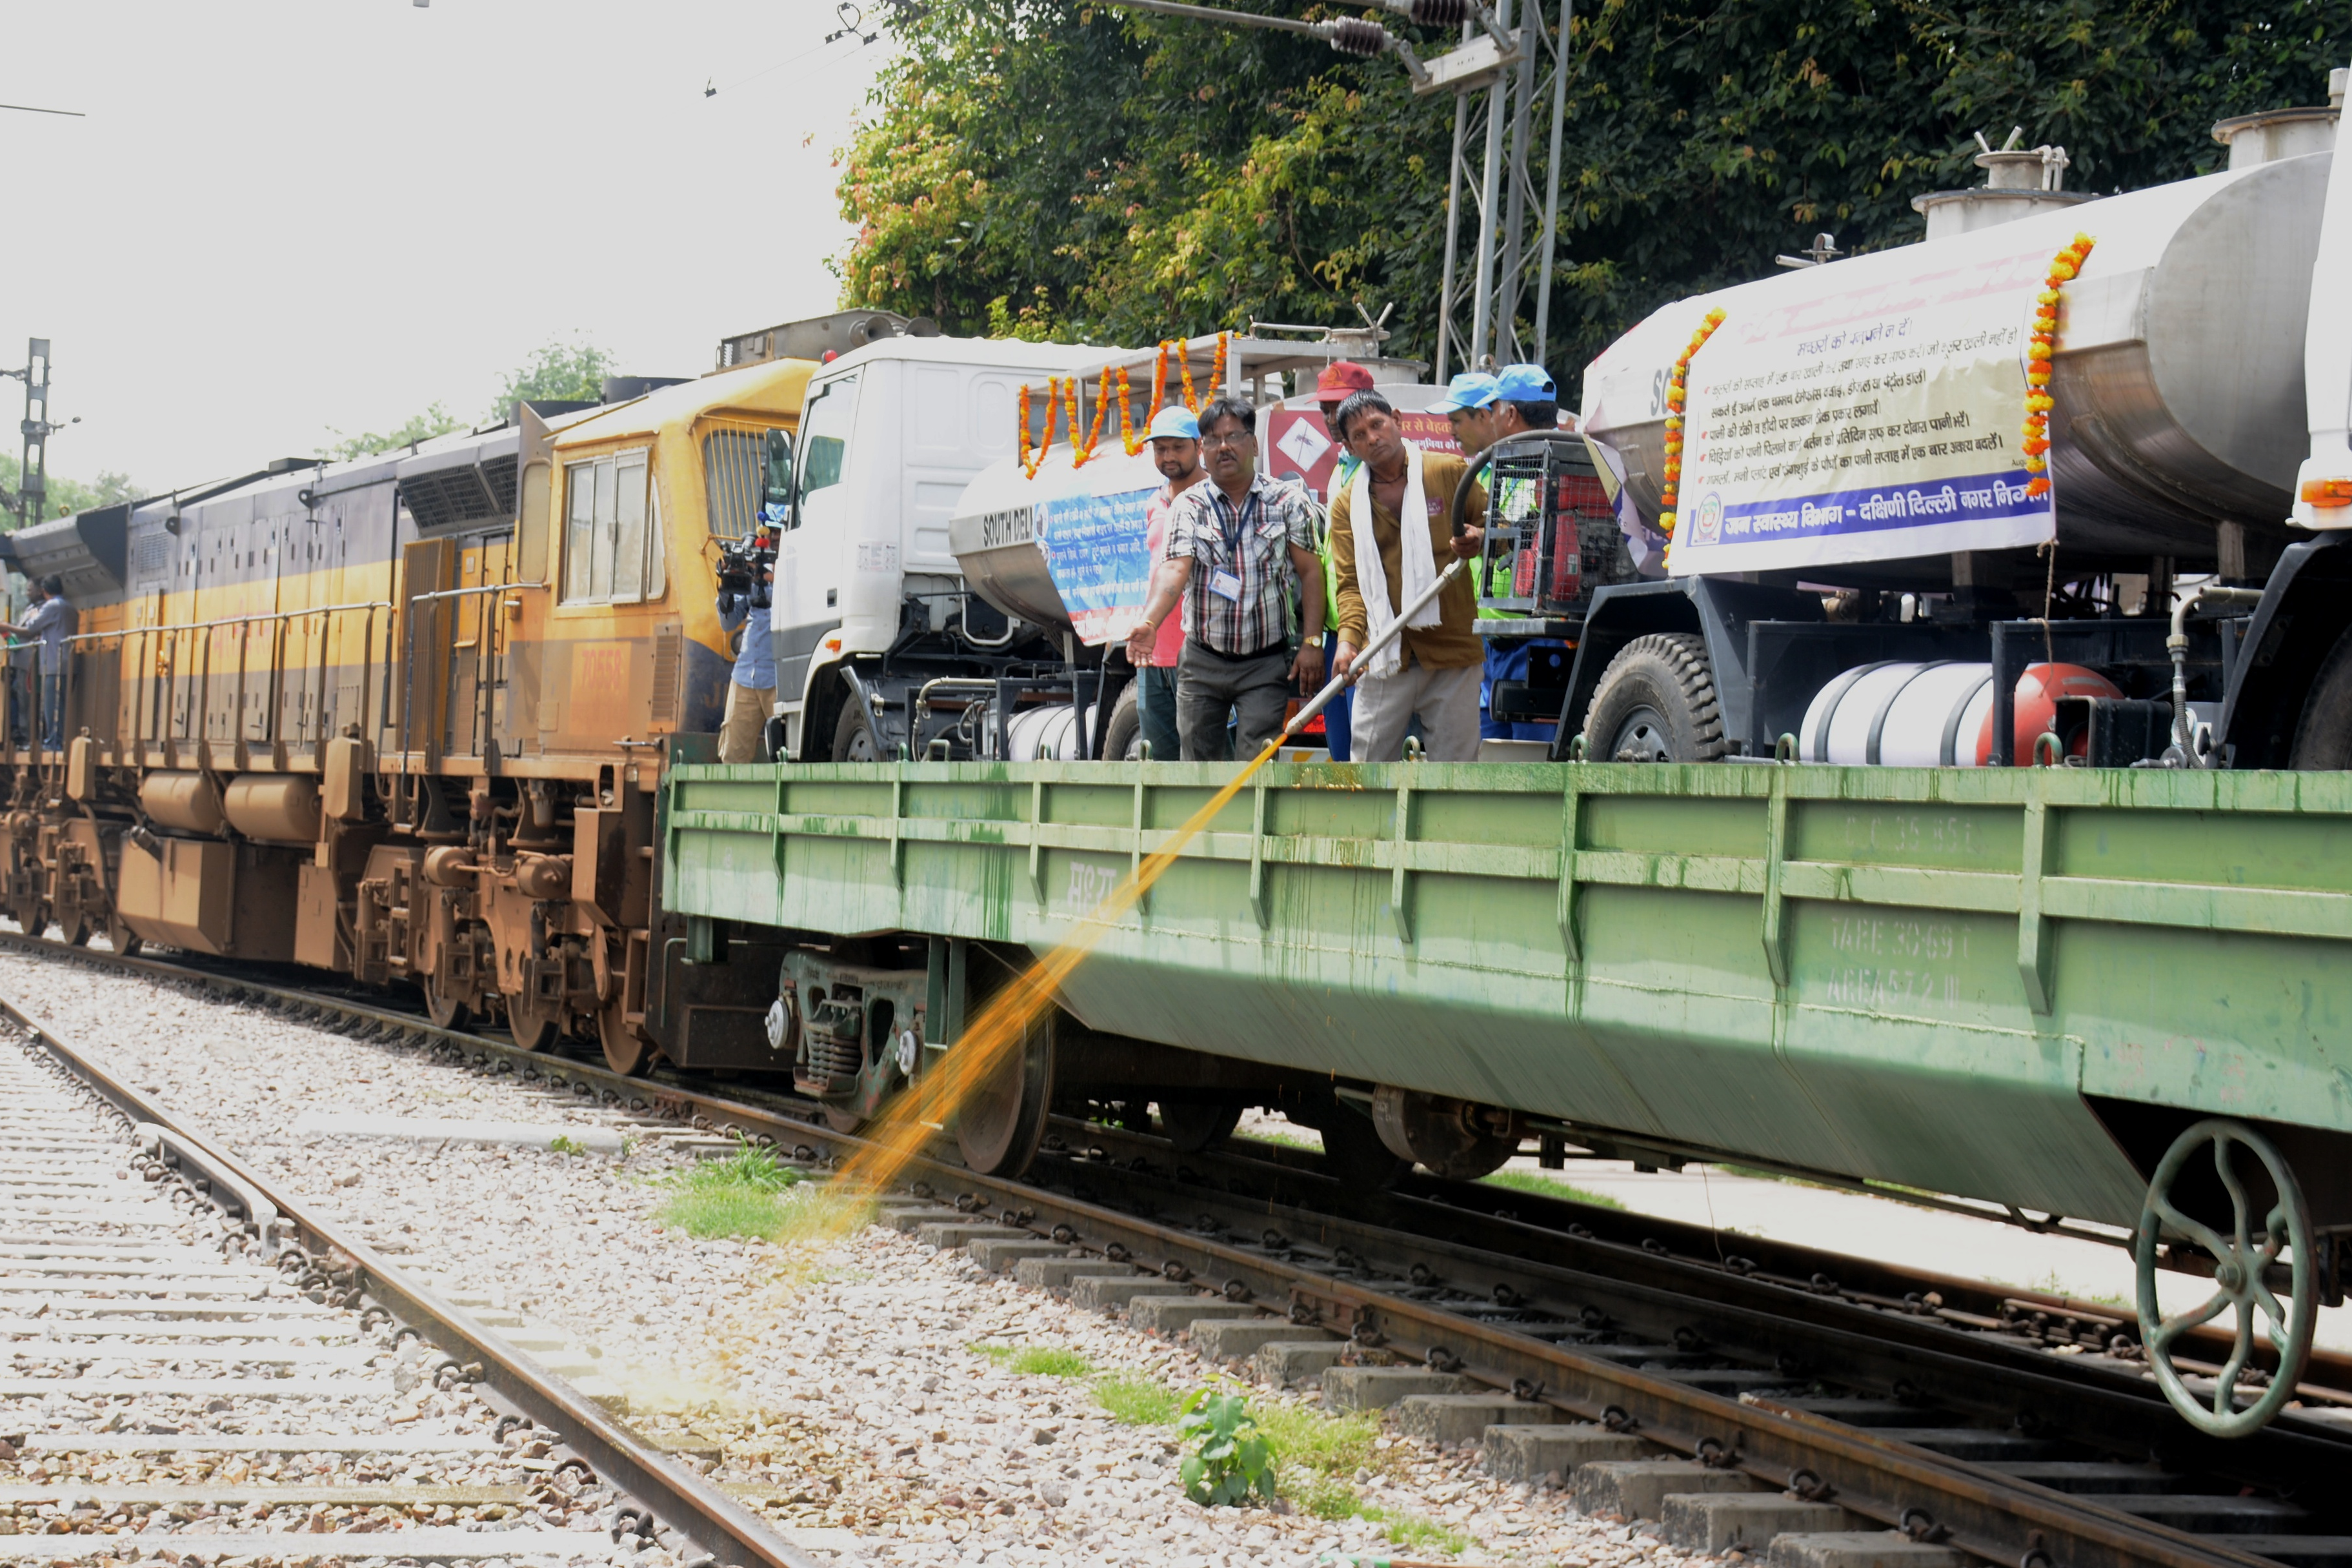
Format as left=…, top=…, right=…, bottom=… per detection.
left=0, top=963, right=823, bottom=1567
left=6, top=930, right=2351, bottom=1568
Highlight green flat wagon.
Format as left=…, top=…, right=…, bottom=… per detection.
left=665, top=754, right=2352, bottom=1436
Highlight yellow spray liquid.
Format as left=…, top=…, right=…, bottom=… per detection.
left=807, top=734, right=1288, bottom=1239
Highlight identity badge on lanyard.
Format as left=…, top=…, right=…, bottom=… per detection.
left=1211, top=490, right=1254, bottom=604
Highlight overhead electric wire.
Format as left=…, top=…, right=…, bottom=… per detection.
left=0, top=103, right=84, bottom=118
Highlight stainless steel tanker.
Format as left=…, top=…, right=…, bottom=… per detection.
left=1582, top=148, right=2331, bottom=575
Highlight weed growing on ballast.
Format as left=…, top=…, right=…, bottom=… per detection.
left=548, top=1134, right=590, bottom=1157
left=1177, top=1388, right=1276, bottom=1506
left=965, top=1344, right=1183, bottom=1423
left=651, top=1137, right=805, bottom=1239
left=1093, top=1374, right=1181, bottom=1426
left=970, top=1343, right=1097, bottom=1378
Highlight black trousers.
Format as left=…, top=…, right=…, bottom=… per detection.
left=1175, top=641, right=1290, bottom=762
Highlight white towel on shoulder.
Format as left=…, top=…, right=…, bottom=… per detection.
left=1347, top=441, right=1442, bottom=681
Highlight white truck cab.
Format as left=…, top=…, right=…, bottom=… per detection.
left=765, top=328, right=1419, bottom=763
left=769, top=336, right=1109, bottom=758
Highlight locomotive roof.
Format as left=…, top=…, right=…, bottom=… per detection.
left=552, top=356, right=815, bottom=449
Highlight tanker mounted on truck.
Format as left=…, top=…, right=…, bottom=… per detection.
left=1565, top=71, right=2352, bottom=777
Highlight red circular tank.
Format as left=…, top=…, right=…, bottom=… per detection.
left=1973, top=663, right=2122, bottom=765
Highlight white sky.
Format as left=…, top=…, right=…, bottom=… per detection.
left=0, top=1, right=892, bottom=491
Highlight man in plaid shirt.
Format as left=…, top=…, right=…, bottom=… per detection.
left=1125, top=396, right=1324, bottom=761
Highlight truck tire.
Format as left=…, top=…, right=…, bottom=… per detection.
left=832, top=697, right=882, bottom=762
left=1583, top=632, right=1727, bottom=763
left=2291, top=623, right=2352, bottom=769
left=1103, top=681, right=1141, bottom=761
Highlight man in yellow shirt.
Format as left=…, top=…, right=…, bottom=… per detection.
left=1326, top=392, right=1487, bottom=762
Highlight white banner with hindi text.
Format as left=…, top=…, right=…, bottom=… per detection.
left=1667, top=246, right=2058, bottom=576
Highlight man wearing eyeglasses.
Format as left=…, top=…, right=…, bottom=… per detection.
left=1125, top=396, right=1324, bottom=761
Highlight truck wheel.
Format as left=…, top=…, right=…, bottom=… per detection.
left=832, top=699, right=882, bottom=763
left=1583, top=632, right=1727, bottom=763
left=2290, top=623, right=2352, bottom=769
left=1103, top=682, right=1141, bottom=762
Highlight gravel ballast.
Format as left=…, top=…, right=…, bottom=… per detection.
left=0, top=947, right=1705, bottom=1568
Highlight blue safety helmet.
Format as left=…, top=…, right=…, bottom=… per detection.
left=1428, top=371, right=1500, bottom=414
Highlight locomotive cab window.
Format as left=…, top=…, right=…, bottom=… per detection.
left=561, top=450, right=666, bottom=605
left=703, top=427, right=793, bottom=539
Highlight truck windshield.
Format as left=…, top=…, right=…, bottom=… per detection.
left=703, top=426, right=793, bottom=538
left=793, top=375, right=857, bottom=526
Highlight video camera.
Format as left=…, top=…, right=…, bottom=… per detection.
left=716, top=526, right=778, bottom=615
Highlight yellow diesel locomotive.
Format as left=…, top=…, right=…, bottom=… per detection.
left=0, top=317, right=877, bottom=1074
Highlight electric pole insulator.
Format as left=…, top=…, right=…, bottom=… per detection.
left=1320, top=18, right=1391, bottom=56
left=1407, top=0, right=1468, bottom=26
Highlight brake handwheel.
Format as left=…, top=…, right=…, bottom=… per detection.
left=2135, top=1117, right=2316, bottom=1437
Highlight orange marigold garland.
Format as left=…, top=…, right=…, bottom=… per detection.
left=1116, top=366, right=1145, bottom=456
left=1656, top=307, right=1729, bottom=554
left=1066, top=367, right=1112, bottom=467
left=1033, top=332, right=1236, bottom=474
left=1018, top=378, right=1063, bottom=480
left=1169, top=331, right=1232, bottom=414
left=2022, top=233, right=2094, bottom=499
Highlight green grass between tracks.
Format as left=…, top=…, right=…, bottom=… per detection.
left=1479, top=1168, right=1627, bottom=1209
left=650, top=1139, right=805, bottom=1240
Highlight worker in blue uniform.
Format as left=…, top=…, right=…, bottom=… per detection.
left=1435, top=365, right=1567, bottom=743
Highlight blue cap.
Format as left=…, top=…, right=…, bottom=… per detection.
left=1494, top=363, right=1558, bottom=403
left=1147, top=405, right=1201, bottom=441
left=1428, top=371, right=1500, bottom=414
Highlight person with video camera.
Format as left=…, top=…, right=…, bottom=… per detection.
left=716, top=552, right=776, bottom=763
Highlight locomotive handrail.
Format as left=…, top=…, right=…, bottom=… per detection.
left=45, top=598, right=399, bottom=767
left=62, top=597, right=397, bottom=640
left=407, top=581, right=547, bottom=602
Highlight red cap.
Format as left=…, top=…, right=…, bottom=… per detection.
left=1316, top=361, right=1376, bottom=397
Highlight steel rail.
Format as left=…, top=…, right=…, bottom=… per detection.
left=0, top=931, right=2340, bottom=1568
left=1056, top=1118, right=2352, bottom=1428
left=0, top=981, right=832, bottom=1568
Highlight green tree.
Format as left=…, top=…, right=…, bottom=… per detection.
left=488, top=337, right=618, bottom=415
left=837, top=0, right=2352, bottom=380
left=0, top=454, right=144, bottom=524
left=313, top=337, right=619, bottom=465
left=318, top=401, right=465, bottom=463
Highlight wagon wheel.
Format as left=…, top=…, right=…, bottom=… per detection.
left=952, top=1007, right=1055, bottom=1178
left=420, top=971, right=471, bottom=1032
left=6, top=885, right=48, bottom=939
left=105, top=911, right=141, bottom=958
left=1157, top=1101, right=1241, bottom=1153
left=598, top=1000, right=660, bottom=1078
left=503, top=987, right=561, bottom=1053
left=1315, top=1105, right=1409, bottom=1191
left=2135, top=1117, right=2317, bottom=1437
left=60, top=913, right=91, bottom=948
